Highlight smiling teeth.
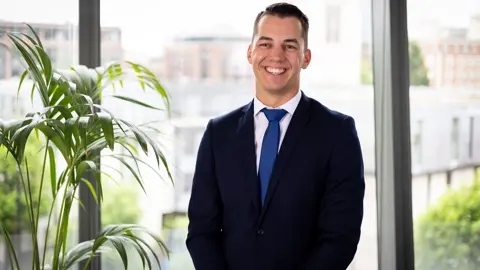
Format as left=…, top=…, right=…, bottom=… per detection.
left=266, top=67, right=285, bottom=75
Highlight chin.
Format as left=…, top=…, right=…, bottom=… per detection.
left=262, top=85, right=291, bottom=94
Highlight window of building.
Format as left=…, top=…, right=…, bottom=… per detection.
left=0, top=96, right=5, bottom=116
left=180, top=127, right=204, bottom=156
left=45, top=47, right=57, bottom=64
left=11, top=58, right=23, bottom=77
left=183, top=129, right=196, bottom=155
left=0, top=45, right=6, bottom=79
left=184, top=95, right=201, bottom=117
left=325, top=5, right=341, bottom=43
left=468, top=116, right=474, bottom=160
left=183, top=172, right=193, bottom=193
left=412, top=120, right=423, bottom=166
left=44, top=29, right=56, bottom=40
left=451, top=117, right=460, bottom=161
left=200, top=48, right=209, bottom=79
left=221, top=53, right=228, bottom=80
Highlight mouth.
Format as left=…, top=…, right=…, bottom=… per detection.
left=264, top=66, right=286, bottom=75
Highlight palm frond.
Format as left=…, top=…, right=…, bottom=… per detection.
left=0, top=24, right=173, bottom=270
left=62, top=224, right=169, bottom=270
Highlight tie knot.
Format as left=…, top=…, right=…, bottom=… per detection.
left=262, top=108, right=287, bottom=122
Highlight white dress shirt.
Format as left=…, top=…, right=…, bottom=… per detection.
left=253, top=90, right=302, bottom=172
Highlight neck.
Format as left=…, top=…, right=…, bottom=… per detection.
left=255, top=88, right=299, bottom=108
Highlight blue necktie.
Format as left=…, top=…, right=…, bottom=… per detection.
left=258, top=108, right=287, bottom=206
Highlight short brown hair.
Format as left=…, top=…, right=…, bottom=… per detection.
left=252, top=2, right=310, bottom=49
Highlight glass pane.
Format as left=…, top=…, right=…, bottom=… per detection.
left=406, top=0, right=480, bottom=269
left=0, top=1, right=79, bottom=269
left=101, top=0, right=377, bottom=269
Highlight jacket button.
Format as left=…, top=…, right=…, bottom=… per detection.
left=256, top=229, right=264, bottom=235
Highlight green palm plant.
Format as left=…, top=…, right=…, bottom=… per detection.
left=0, top=25, right=172, bottom=269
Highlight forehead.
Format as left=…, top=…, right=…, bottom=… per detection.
left=255, top=15, right=303, bottom=40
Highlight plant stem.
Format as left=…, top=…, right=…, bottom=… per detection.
left=41, top=195, right=58, bottom=270
left=82, top=253, right=95, bottom=270
left=37, top=140, right=49, bottom=268
left=17, top=160, right=41, bottom=269
left=61, top=185, right=78, bottom=268
left=51, top=171, right=71, bottom=270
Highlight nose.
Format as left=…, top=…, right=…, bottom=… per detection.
left=269, top=46, right=285, bottom=61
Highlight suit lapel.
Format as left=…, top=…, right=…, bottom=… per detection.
left=261, top=93, right=311, bottom=214
left=236, top=100, right=261, bottom=214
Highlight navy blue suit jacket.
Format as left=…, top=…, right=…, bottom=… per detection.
left=186, top=92, right=365, bottom=270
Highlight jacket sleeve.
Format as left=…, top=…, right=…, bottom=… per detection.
left=186, top=119, right=229, bottom=270
left=304, top=116, right=365, bottom=270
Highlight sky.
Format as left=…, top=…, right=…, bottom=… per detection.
left=1, top=0, right=480, bottom=58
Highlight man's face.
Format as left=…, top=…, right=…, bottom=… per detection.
left=248, top=15, right=311, bottom=95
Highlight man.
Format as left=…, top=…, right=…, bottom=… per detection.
left=186, top=2, right=365, bottom=270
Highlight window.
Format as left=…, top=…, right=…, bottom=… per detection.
left=469, top=116, right=474, bottom=160
left=185, top=95, right=201, bottom=117
left=183, top=173, right=193, bottom=193
left=408, top=1, right=480, bottom=267
left=325, top=5, right=341, bottom=43
left=44, top=29, right=56, bottom=40
left=0, top=45, right=5, bottom=79
left=45, top=47, right=57, bottom=64
left=101, top=1, right=376, bottom=269
left=200, top=48, right=210, bottom=80
left=451, top=117, right=460, bottom=161
left=183, top=128, right=197, bottom=155
left=221, top=52, right=228, bottom=80
left=11, top=58, right=23, bottom=77
left=0, top=1, right=79, bottom=267
left=412, top=119, right=423, bottom=166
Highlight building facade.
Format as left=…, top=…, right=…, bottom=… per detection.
left=0, top=20, right=124, bottom=79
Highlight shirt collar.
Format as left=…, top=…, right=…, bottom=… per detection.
left=253, top=90, right=302, bottom=116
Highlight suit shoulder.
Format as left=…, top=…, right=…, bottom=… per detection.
left=208, top=102, right=249, bottom=127
left=308, top=97, right=355, bottom=126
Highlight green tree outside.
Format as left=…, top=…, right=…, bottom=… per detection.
left=361, top=58, right=373, bottom=85
left=409, top=41, right=430, bottom=86
left=101, top=181, right=141, bottom=226
left=361, top=41, right=430, bottom=86
left=414, top=172, right=480, bottom=270
left=0, top=137, right=51, bottom=235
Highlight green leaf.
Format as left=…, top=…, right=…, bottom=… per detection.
left=130, top=236, right=162, bottom=268
left=49, top=80, right=70, bottom=108
left=109, top=95, right=163, bottom=111
left=35, top=44, right=53, bottom=84
left=76, top=160, right=98, bottom=183
left=78, top=116, right=92, bottom=150
left=26, top=23, right=44, bottom=49
left=97, top=112, right=114, bottom=150
left=0, top=221, right=20, bottom=270
left=108, top=236, right=129, bottom=269
left=6, top=33, right=49, bottom=106
left=110, top=156, right=147, bottom=195
left=4, top=26, right=175, bottom=270
left=61, top=240, right=109, bottom=270
left=74, top=196, right=86, bottom=211
left=58, top=190, right=74, bottom=266
left=47, top=146, right=57, bottom=197
left=17, top=70, right=29, bottom=98
left=36, top=123, right=70, bottom=163
left=118, top=119, right=148, bottom=154
left=78, top=94, right=95, bottom=114
left=80, top=178, right=99, bottom=205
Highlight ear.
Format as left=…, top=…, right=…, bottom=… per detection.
left=247, top=45, right=253, bottom=65
left=302, top=49, right=311, bottom=69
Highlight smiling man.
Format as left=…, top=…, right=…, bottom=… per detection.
left=186, top=2, right=365, bottom=270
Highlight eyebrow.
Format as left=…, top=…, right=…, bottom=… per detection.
left=258, top=36, right=300, bottom=44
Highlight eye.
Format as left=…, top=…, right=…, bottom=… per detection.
left=286, top=45, right=297, bottom=50
left=258, top=43, right=270, bottom=48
